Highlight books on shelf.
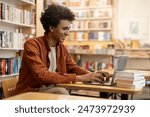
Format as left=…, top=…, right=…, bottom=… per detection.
left=89, top=9, right=112, bottom=18
left=88, top=20, right=110, bottom=29
left=0, top=56, right=21, bottom=76
left=84, top=61, right=112, bottom=71
left=68, top=31, right=111, bottom=41
left=66, top=45, right=114, bottom=55
left=0, top=0, right=36, bottom=80
left=74, top=9, right=112, bottom=18
left=88, top=0, right=112, bottom=7
left=72, top=20, right=111, bottom=30
left=0, top=30, right=27, bottom=49
left=69, top=0, right=81, bottom=7
left=67, top=0, right=112, bottom=7
left=0, top=1, right=35, bottom=25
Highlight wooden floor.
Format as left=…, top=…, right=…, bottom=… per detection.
left=70, top=86, right=150, bottom=100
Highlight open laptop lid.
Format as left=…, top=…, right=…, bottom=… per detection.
left=110, top=55, right=129, bottom=85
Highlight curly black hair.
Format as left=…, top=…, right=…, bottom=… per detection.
left=40, top=4, right=76, bottom=33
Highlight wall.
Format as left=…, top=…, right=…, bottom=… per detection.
left=114, top=0, right=150, bottom=43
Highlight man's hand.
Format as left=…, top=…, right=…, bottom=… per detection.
left=96, top=71, right=110, bottom=82
left=76, top=71, right=110, bottom=83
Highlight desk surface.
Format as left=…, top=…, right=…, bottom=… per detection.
left=57, top=82, right=142, bottom=95
left=5, top=92, right=104, bottom=100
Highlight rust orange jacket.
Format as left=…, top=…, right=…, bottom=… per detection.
left=14, top=33, right=89, bottom=95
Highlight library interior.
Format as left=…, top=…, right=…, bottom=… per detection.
left=0, top=0, right=150, bottom=100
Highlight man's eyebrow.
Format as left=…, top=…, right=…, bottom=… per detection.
left=63, top=26, right=71, bottom=29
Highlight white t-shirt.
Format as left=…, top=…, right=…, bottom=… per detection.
left=48, top=46, right=56, bottom=72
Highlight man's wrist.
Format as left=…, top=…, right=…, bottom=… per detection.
left=76, top=75, right=84, bottom=82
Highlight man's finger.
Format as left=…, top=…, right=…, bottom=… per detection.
left=99, top=73, right=105, bottom=81
left=92, top=78, right=105, bottom=83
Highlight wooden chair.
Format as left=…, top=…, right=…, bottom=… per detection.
left=1, top=76, right=18, bottom=98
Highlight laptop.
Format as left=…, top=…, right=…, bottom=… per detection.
left=89, top=55, right=129, bottom=86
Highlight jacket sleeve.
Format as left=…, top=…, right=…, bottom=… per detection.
left=24, top=40, right=76, bottom=84
left=65, top=48, right=90, bottom=75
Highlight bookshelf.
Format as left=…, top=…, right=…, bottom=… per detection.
left=0, top=0, right=36, bottom=78
left=65, top=0, right=114, bottom=49
left=44, top=0, right=114, bottom=71
left=115, top=48, right=150, bottom=70
left=44, top=0, right=114, bottom=46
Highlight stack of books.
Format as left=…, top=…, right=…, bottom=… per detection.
left=115, top=70, right=145, bottom=89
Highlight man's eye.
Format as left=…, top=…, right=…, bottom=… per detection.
left=63, top=27, right=71, bottom=30
left=63, top=28, right=67, bottom=30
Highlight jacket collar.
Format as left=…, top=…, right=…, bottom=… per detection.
left=43, top=32, right=60, bottom=51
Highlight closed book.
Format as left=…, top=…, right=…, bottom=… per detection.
left=115, top=75, right=145, bottom=80
left=0, top=3, right=2, bottom=19
left=17, top=56, right=21, bottom=72
left=13, top=58, right=17, bottom=74
left=116, top=81, right=145, bottom=89
left=1, top=59, right=6, bottom=75
left=0, top=59, right=2, bottom=75
left=1, top=2, right=5, bottom=20
left=116, top=79, right=145, bottom=85
left=115, top=70, right=145, bottom=77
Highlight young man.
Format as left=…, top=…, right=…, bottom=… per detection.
left=13, top=4, right=109, bottom=95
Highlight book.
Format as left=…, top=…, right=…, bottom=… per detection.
left=116, top=78, right=145, bottom=85
left=115, top=75, right=145, bottom=80
left=0, top=59, right=2, bottom=75
left=115, top=70, right=145, bottom=77
left=116, top=81, right=145, bottom=89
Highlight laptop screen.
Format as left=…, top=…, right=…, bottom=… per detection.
left=111, top=55, right=129, bottom=85
left=115, top=55, right=129, bottom=71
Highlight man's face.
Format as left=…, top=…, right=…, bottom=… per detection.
left=52, top=20, right=71, bottom=43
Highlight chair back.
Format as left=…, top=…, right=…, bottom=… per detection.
left=2, top=76, right=18, bottom=98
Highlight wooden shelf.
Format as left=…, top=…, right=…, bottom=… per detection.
left=20, top=0, right=35, bottom=6
left=70, top=28, right=111, bottom=31
left=70, top=52, right=114, bottom=56
left=76, top=17, right=112, bottom=20
left=0, top=19, right=35, bottom=28
left=115, top=48, right=150, bottom=51
left=115, top=55, right=150, bottom=59
left=65, top=40, right=112, bottom=42
left=2, top=0, right=35, bottom=7
left=70, top=6, right=112, bottom=10
left=0, top=48, right=24, bottom=51
left=115, top=49, right=150, bottom=71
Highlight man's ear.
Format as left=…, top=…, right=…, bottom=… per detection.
left=49, top=26, right=54, bottom=32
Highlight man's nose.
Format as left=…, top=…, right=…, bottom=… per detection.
left=65, top=30, right=69, bottom=36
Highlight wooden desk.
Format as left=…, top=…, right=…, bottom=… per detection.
left=57, top=82, right=143, bottom=100
left=57, top=83, right=142, bottom=95
left=5, top=92, right=104, bottom=100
